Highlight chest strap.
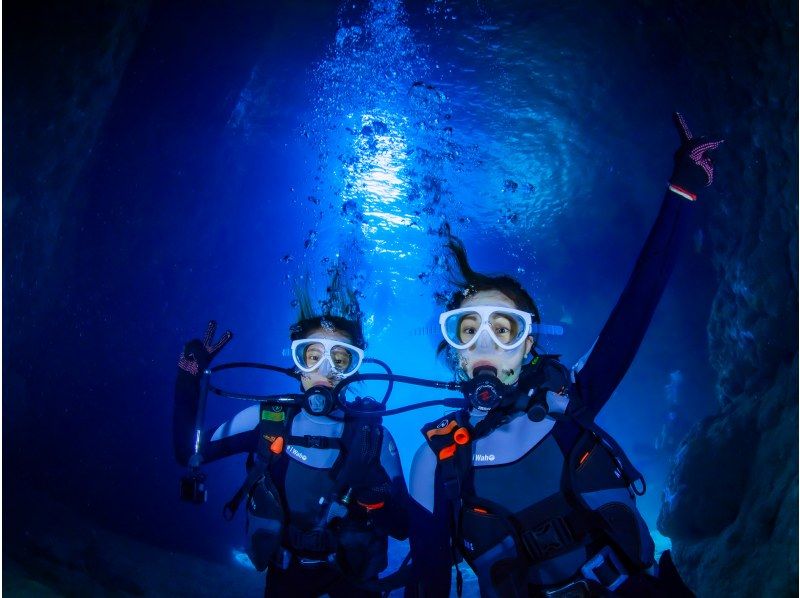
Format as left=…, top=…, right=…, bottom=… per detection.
left=286, top=523, right=337, bottom=554
left=285, top=435, right=343, bottom=450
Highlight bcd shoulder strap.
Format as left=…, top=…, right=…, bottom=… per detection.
left=421, top=411, right=473, bottom=500
left=420, top=410, right=473, bottom=597
left=223, top=402, right=296, bottom=520
left=330, top=411, right=384, bottom=496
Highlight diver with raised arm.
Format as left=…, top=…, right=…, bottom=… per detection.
left=404, top=113, right=722, bottom=597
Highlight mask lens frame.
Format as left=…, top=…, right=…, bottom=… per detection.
left=439, top=306, right=532, bottom=350
left=290, top=338, right=364, bottom=377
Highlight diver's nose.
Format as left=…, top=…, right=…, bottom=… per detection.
left=476, top=328, right=495, bottom=351
left=317, top=359, right=333, bottom=376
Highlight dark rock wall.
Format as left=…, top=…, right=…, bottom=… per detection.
left=655, top=1, right=798, bottom=596
left=3, top=1, right=150, bottom=457
left=4, top=0, right=150, bottom=330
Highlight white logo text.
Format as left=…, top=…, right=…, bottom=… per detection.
left=288, top=446, right=308, bottom=461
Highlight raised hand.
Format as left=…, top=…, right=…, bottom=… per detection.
left=178, top=320, right=233, bottom=376
left=669, top=112, right=724, bottom=200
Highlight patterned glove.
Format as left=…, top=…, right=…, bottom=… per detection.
left=669, top=112, right=724, bottom=201
left=177, top=320, right=233, bottom=376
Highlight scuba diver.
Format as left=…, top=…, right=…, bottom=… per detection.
left=402, top=113, right=722, bottom=597
left=173, top=284, right=410, bottom=597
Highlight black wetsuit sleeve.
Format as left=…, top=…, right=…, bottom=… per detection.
left=405, top=470, right=453, bottom=597
left=173, top=369, right=256, bottom=466
left=573, top=190, right=694, bottom=418
left=367, top=429, right=411, bottom=540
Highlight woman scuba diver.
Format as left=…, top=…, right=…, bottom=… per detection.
left=173, top=277, right=410, bottom=597
left=404, top=113, right=721, bottom=597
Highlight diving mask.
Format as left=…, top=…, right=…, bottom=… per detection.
left=439, top=305, right=533, bottom=351
left=291, top=338, right=364, bottom=377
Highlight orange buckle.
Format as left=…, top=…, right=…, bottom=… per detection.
left=270, top=436, right=284, bottom=454
left=438, top=443, right=457, bottom=460
left=453, top=427, right=470, bottom=445
left=357, top=500, right=385, bottom=511
left=426, top=420, right=457, bottom=440
left=472, top=507, right=489, bottom=515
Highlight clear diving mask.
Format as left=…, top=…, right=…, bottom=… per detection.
left=439, top=305, right=533, bottom=351
left=290, top=338, right=365, bottom=377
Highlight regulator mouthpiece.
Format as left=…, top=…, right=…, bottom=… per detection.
left=473, top=365, right=498, bottom=377
left=303, top=385, right=337, bottom=416
left=464, top=366, right=503, bottom=411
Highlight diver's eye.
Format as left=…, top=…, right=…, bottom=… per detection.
left=490, top=315, right=516, bottom=342
left=458, top=316, right=480, bottom=342
left=331, top=350, right=351, bottom=370
left=304, top=349, right=323, bottom=364
left=459, top=326, right=477, bottom=343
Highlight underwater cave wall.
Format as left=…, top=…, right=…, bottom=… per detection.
left=653, top=1, right=798, bottom=596
left=4, top=0, right=151, bottom=325
left=3, top=0, right=151, bottom=453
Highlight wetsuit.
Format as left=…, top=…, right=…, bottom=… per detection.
left=174, top=386, right=410, bottom=598
left=406, top=188, right=696, bottom=597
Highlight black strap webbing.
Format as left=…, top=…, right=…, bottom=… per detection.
left=330, top=417, right=383, bottom=495
left=223, top=457, right=268, bottom=520
left=286, top=523, right=337, bottom=553
left=285, top=435, right=343, bottom=450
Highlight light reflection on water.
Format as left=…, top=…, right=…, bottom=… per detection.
left=299, top=0, right=588, bottom=311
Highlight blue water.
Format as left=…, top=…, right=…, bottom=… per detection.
left=7, top=0, right=723, bottom=594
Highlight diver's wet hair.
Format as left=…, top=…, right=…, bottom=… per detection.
left=437, top=235, right=540, bottom=357
left=290, top=265, right=366, bottom=349
left=290, top=315, right=366, bottom=350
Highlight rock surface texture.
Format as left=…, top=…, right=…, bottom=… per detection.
left=655, top=1, right=798, bottom=596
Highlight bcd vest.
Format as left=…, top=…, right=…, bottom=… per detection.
left=422, top=387, right=651, bottom=593
left=226, top=401, right=388, bottom=580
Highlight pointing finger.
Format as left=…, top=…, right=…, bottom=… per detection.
left=673, top=112, right=693, bottom=143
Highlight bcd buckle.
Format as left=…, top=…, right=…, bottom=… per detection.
left=581, top=546, right=628, bottom=591
left=305, top=435, right=327, bottom=449
left=289, top=526, right=332, bottom=553
left=522, top=516, right=574, bottom=560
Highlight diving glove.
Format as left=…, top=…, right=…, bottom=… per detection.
left=178, top=320, right=233, bottom=376
left=669, top=112, right=724, bottom=200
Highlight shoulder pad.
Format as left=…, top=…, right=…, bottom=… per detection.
left=421, top=411, right=471, bottom=461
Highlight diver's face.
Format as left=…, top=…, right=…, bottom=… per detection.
left=298, top=328, right=355, bottom=391
left=457, top=290, right=533, bottom=385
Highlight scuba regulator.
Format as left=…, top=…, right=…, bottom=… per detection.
left=303, top=385, right=337, bottom=416
left=179, top=354, right=568, bottom=504
left=463, top=365, right=505, bottom=411
left=459, top=364, right=551, bottom=421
